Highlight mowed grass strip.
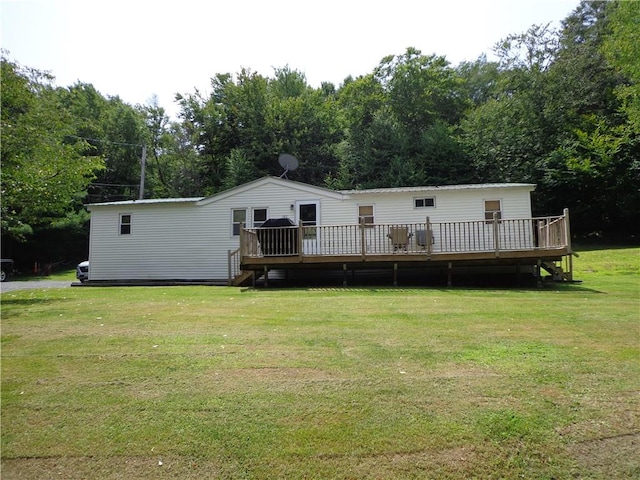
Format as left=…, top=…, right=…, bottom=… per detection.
left=1, top=247, right=638, bottom=479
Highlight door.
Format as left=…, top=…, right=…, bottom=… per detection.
left=296, top=200, right=320, bottom=254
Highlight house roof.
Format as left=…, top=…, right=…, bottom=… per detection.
left=340, top=183, right=536, bottom=195
left=87, top=197, right=203, bottom=208
left=87, top=178, right=536, bottom=209
left=196, top=176, right=344, bottom=205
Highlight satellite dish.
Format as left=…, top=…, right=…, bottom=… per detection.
left=278, top=154, right=298, bottom=179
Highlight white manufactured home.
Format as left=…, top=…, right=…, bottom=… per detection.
left=86, top=176, right=573, bottom=286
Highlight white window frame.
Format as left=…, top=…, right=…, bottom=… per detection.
left=414, top=197, right=436, bottom=209
left=232, top=208, right=269, bottom=235
left=484, top=199, right=502, bottom=221
left=252, top=207, right=268, bottom=228
left=119, top=213, right=132, bottom=235
left=231, top=208, right=247, bottom=236
left=358, top=204, right=375, bottom=226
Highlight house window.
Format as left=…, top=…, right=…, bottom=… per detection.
left=232, top=209, right=246, bottom=236
left=484, top=200, right=502, bottom=221
left=414, top=197, right=436, bottom=208
left=252, top=208, right=267, bottom=228
left=119, top=214, right=131, bottom=235
left=358, top=205, right=374, bottom=225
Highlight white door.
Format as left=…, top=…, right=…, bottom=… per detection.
left=296, top=200, right=320, bottom=254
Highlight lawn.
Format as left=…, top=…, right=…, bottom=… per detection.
left=9, top=266, right=77, bottom=282
left=1, top=247, right=638, bottom=479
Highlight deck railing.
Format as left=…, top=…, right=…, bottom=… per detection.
left=239, top=210, right=571, bottom=260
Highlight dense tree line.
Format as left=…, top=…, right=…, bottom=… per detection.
left=1, top=0, right=638, bottom=268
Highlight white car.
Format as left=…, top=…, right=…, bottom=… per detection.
left=76, top=261, right=89, bottom=282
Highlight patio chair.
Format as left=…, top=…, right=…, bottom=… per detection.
left=388, top=226, right=412, bottom=251
left=416, top=229, right=434, bottom=249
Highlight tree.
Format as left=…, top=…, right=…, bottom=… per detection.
left=462, top=19, right=585, bottom=184
left=456, top=55, right=501, bottom=106
left=335, top=49, right=473, bottom=189
left=266, top=68, right=343, bottom=185
left=176, top=66, right=343, bottom=191
left=333, top=74, right=392, bottom=189
left=142, top=96, right=202, bottom=198
left=540, top=0, right=638, bottom=236
left=603, top=0, right=640, bottom=134
left=375, top=47, right=468, bottom=132
left=461, top=94, right=548, bottom=183
left=98, top=98, right=147, bottom=200
left=58, top=82, right=148, bottom=202
left=1, top=56, right=104, bottom=241
left=176, top=70, right=268, bottom=193
left=460, top=0, right=638, bottom=238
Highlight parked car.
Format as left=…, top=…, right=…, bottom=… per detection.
left=76, top=261, right=89, bottom=282
left=1, top=259, right=14, bottom=282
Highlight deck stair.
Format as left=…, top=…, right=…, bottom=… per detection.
left=231, top=269, right=262, bottom=287
left=541, top=261, right=571, bottom=282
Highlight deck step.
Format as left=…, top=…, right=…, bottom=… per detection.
left=232, top=270, right=261, bottom=287
left=541, top=262, right=571, bottom=282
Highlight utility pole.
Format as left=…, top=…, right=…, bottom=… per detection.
left=139, top=144, right=147, bottom=200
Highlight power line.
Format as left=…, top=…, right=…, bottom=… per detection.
left=66, top=134, right=143, bottom=148
left=90, top=182, right=140, bottom=188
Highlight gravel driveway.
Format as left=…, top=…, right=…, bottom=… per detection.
left=1, top=280, right=75, bottom=293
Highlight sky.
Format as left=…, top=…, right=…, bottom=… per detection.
left=2, top=0, right=579, bottom=118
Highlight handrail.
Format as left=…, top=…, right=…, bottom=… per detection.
left=228, top=247, right=241, bottom=285
left=241, top=214, right=569, bottom=259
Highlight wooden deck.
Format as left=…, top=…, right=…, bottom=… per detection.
left=229, top=209, right=573, bottom=286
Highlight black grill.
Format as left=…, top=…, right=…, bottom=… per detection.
left=257, top=218, right=298, bottom=256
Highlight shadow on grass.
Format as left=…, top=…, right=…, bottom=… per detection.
left=0, top=296, right=71, bottom=307
left=243, top=273, right=604, bottom=294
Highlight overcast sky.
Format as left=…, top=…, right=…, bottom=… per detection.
left=2, top=0, right=579, bottom=118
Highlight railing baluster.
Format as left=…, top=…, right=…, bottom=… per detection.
left=241, top=214, right=569, bottom=261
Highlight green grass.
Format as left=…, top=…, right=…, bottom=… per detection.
left=10, top=267, right=77, bottom=282
left=1, top=247, right=638, bottom=479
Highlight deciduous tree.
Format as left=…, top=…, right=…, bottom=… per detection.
left=1, top=56, right=103, bottom=240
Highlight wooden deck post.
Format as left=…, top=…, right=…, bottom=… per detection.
left=298, top=224, right=304, bottom=262
left=343, top=263, right=348, bottom=287
left=360, top=219, right=366, bottom=261
left=563, top=208, right=572, bottom=254
left=231, top=222, right=246, bottom=286
left=493, top=212, right=500, bottom=257
left=564, top=208, right=573, bottom=281
left=393, top=263, right=398, bottom=287
left=426, top=216, right=432, bottom=257
left=545, top=218, right=551, bottom=248
left=447, top=262, right=453, bottom=287
left=239, top=222, right=245, bottom=256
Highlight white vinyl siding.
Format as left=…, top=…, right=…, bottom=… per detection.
left=347, top=188, right=531, bottom=225
left=89, top=203, right=216, bottom=281
left=87, top=177, right=534, bottom=282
